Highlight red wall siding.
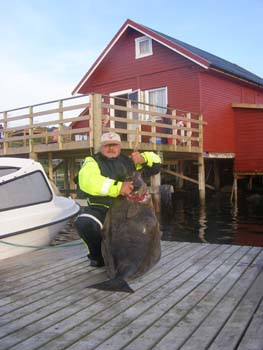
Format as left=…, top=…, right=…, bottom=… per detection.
left=78, top=27, right=263, bottom=168
left=82, top=28, right=201, bottom=115
left=72, top=119, right=89, bottom=129
left=234, top=109, right=263, bottom=172
left=85, top=28, right=194, bottom=91
left=200, top=72, right=263, bottom=153
left=200, top=73, right=239, bottom=152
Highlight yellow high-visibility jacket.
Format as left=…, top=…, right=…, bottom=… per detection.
left=78, top=151, right=161, bottom=208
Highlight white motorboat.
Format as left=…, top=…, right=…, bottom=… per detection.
left=0, top=157, right=80, bottom=260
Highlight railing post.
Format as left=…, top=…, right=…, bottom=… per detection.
left=198, top=114, right=203, bottom=153
left=91, top=93, right=102, bottom=153
left=172, top=110, right=177, bottom=150
left=186, top=112, right=191, bottom=150
left=3, top=111, right=8, bottom=155
left=58, top=100, right=63, bottom=150
left=89, top=94, right=94, bottom=148
left=29, top=106, right=38, bottom=160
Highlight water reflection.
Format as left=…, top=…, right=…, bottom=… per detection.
left=160, top=192, right=263, bottom=247
left=198, top=205, right=208, bottom=243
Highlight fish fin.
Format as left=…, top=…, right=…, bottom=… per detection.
left=87, top=278, right=134, bottom=293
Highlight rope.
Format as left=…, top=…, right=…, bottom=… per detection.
left=0, top=239, right=83, bottom=249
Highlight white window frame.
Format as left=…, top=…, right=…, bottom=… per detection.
left=135, top=36, right=153, bottom=59
left=143, top=87, right=167, bottom=121
left=109, top=89, right=132, bottom=128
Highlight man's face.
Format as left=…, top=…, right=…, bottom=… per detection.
left=100, top=143, right=121, bottom=158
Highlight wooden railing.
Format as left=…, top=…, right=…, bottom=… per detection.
left=0, top=93, right=206, bottom=156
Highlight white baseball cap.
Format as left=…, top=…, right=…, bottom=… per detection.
left=100, top=132, right=121, bottom=146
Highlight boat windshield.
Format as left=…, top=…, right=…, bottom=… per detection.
left=0, top=171, right=52, bottom=211
left=0, top=167, right=19, bottom=177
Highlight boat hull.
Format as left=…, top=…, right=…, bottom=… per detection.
left=0, top=157, right=80, bottom=260
left=0, top=218, right=72, bottom=260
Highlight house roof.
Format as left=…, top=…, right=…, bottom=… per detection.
left=72, top=19, right=263, bottom=94
left=149, top=26, right=263, bottom=86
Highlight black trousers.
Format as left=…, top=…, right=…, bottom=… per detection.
left=75, top=206, right=107, bottom=260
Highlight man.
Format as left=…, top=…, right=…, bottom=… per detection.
left=75, top=131, right=161, bottom=267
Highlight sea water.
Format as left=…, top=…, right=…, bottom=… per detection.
left=160, top=191, right=263, bottom=247
left=55, top=191, right=263, bottom=248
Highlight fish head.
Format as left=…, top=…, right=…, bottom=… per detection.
left=127, top=172, right=150, bottom=203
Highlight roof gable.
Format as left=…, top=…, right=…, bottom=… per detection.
left=72, top=19, right=263, bottom=94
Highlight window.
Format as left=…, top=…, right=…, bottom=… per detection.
left=0, top=171, right=52, bottom=211
left=0, top=166, right=19, bottom=177
left=143, top=87, right=167, bottom=121
left=135, top=36, right=153, bottom=59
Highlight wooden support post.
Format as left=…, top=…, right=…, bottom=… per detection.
left=91, top=93, right=102, bottom=152
left=48, top=152, right=53, bottom=181
left=23, top=129, right=27, bottom=147
left=30, top=152, right=38, bottom=161
left=178, top=160, right=184, bottom=189
left=198, top=154, right=206, bottom=206
left=69, top=157, right=77, bottom=199
left=248, top=176, right=253, bottom=191
left=150, top=173, right=161, bottom=213
left=198, top=113, right=205, bottom=205
left=162, top=168, right=215, bottom=190
left=213, top=159, right=220, bottom=190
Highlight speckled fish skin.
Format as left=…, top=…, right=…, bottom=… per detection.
left=88, top=172, right=161, bottom=293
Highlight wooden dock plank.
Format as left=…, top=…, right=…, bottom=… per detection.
left=79, top=246, right=243, bottom=350
left=237, top=298, right=263, bottom=350
left=0, top=243, right=212, bottom=349
left=37, top=245, right=227, bottom=350
left=0, top=243, right=180, bottom=329
left=208, top=270, right=263, bottom=350
left=0, top=241, right=262, bottom=350
left=122, top=245, right=249, bottom=350
left=165, top=248, right=263, bottom=350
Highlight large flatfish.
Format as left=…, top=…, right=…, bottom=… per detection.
left=88, top=172, right=161, bottom=293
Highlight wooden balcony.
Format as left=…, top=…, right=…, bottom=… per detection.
left=0, top=93, right=205, bottom=159
left=0, top=93, right=207, bottom=202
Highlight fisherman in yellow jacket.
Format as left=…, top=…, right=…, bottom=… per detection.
left=75, top=132, right=161, bottom=267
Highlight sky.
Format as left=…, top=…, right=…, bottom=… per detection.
left=0, top=0, right=262, bottom=111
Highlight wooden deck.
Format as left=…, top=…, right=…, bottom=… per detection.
left=0, top=241, right=262, bottom=350
left=0, top=93, right=205, bottom=158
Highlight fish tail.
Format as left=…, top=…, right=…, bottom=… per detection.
left=87, top=278, right=134, bottom=293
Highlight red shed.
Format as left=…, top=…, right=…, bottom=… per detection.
left=232, top=104, right=263, bottom=173
left=72, top=19, right=263, bottom=190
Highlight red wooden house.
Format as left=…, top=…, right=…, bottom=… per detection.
left=72, top=19, right=263, bottom=190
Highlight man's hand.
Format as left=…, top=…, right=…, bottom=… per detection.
left=131, top=151, right=146, bottom=165
left=120, top=181, right=134, bottom=196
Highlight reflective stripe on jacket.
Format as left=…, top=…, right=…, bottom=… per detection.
left=78, top=151, right=161, bottom=208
